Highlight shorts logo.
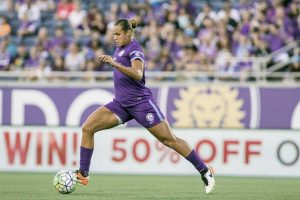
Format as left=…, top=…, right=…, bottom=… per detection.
left=146, top=113, right=154, bottom=124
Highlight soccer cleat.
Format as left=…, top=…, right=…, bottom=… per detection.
left=75, top=170, right=89, bottom=185
left=201, top=166, right=216, bottom=194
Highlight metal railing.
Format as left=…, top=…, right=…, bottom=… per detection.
left=0, top=70, right=299, bottom=84
left=265, top=41, right=298, bottom=72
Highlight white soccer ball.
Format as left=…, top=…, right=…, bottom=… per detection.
left=53, top=169, right=77, bottom=194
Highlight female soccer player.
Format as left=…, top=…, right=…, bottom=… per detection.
left=76, top=18, right=215, bottom=194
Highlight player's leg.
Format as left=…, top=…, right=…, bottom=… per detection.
left=147, top=120, right=206, bottom=167
left=81, top=106, right=120, bottom=149
left=77, top=106, right=120, bottom=184
left=130, top=98, right=215, bottom=193
left=147, top=120, right=215, bottom=194
left=77, top=100, right=131, bottom=185
left=130, top=98, right=208, bottom=169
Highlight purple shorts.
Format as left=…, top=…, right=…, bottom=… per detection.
left=104, top=98, right=165, bottom=128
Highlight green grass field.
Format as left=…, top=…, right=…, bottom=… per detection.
left=1, top=173, right=299, bottom=200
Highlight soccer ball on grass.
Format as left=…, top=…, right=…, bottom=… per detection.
left=53, top=169, right=77, bottom=194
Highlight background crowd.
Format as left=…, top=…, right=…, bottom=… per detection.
left=0, top=0, right=299, bottom=81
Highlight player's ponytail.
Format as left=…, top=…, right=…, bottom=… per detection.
left=129, top=19, right=137, bottom=29
left=115, top=18, right=137, bottom=32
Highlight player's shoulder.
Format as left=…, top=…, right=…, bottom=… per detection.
left=128, top=39, right=144, bottom=54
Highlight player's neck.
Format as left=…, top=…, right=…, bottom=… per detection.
left=119, top=39, right=134, bottom=48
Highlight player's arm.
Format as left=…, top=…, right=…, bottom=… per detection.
left=99, top=55, right=143, bottom=81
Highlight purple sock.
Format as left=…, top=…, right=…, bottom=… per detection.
left=79, top=146, right=94, bottom=174
left=185, top=149, right=207, bottom=174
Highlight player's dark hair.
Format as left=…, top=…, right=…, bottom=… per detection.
left=114, top=18, right=137, bottom=32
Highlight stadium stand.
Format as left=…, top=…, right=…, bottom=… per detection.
left=0, top=0, right=299, bottom=82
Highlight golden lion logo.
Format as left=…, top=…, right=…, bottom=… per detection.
left=172, top=86, right=245, bottom=128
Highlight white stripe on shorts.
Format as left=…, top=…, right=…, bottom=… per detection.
left=113, top=113, right=123, bottom=124
left=148, top=100, right=163, bottom=121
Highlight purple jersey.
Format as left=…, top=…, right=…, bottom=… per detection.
left=113, top=39, right=152, bottom=106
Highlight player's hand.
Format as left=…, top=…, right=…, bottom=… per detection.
left=98, top=55, right=115, bottom=66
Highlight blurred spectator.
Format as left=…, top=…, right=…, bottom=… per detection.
left=264, top=24, right=289, bottom=63
left=146, top=59, right=159, bottom=71
left=15, top=0, right=27, bottom=11
left=232, top=33, right=252, bottom=78
left=51, top=55, right=65, bottom=71
left=17, top=0, right=41, bottom=38
left=11, top=43, right=29, bottom=71
left=0, top=16, right=11, bottom=38
left=196, top=18, right=217, bottom=63
left=119, top=2, right=135, bottom=19
left=164, top=9, right=180, bottom=29
left=64, top=42, right=85, bottom=71
left=56, top=0, right=74, bottom=20
left=84, top=31, right=102, bottom=58
left=0, top=40, right=10, bottom=71
left=177, top=8, right=190, bottom=30
left=288, top=0, right=300, bottom=39
left=217, top=1, right=240, bottom=24
left=84, top=59, right=97, bottom=81
left=36, top=0, right=55, bottom=11
left=194, top=3, right=217, bottom=27
left=145, top=35, right=161, bottom=60
left=198, top=34, right=217, bottom=64
left=87, top=5, right=107, bottom=35
left=239, top=10, right=251, bottom=36
left=105, top=2, right=119, bottom=26
left=159, top=47, right=175, bottom=72
left=18, top=12, right=38, bottom=37
left=0, top=0, right=14, bottom=16
left=49, top=26, right=71, bottom=56
left=2, top=37, right=18, bottom=60
left=217, top=2, right=239, bottom=32
left=36, top=27, right=50, bottom=51
left=252, top=39, right=271, bottom=57
left=68, top=1, right=86, bottom=30
left=271, top=2, right=294, bottom=40
left=179, top=0, right=196, bottom=17
left=176, top=44, right=200, bottom=71
left=216, top=37, right=234, bottom=75
left=18, top=0, right=41, bottom=23
left=234, top=34, right=252, bottom=57
left=23, top=47, right=45, bottom=80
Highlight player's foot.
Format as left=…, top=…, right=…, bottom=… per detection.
left=75, top=169, right=89, bottom=185
left=201, top=166, right=215, bottom=194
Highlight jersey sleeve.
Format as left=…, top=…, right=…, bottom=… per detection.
left=129, top=46, right=145, bottom=63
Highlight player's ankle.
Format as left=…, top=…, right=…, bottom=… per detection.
left=199, top=167, right=208, bottom=176
left=78, top=169, right=89, bottom=177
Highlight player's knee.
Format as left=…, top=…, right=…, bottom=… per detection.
left=161, top=137, right=177, bottom=149
left=82, top=123, right=94, bottom=135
